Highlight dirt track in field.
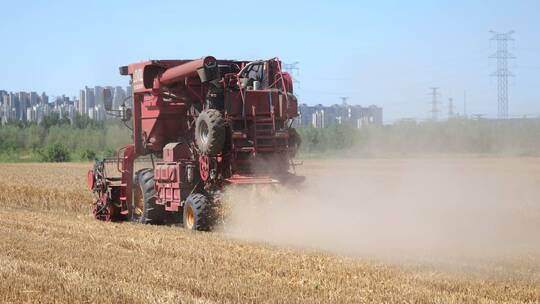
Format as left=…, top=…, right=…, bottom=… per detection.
left=1, top=159, right=540, bottom=303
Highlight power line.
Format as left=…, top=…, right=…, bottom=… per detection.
left=429, top=87, right=440, bottom=121
left=490, top=30, right=515, bottom=119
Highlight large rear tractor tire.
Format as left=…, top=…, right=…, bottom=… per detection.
left=183, top=193, right=214, bottom=231
left=132, top=168, right=166, bottom=224
left=195, top=109, right=225, bottom=155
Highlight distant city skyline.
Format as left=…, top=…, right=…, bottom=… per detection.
left=0, top=85, right=132, bottom=124
left=0, top=84, right=384, bottom=129
left=1, top=85, right=385, bottom=128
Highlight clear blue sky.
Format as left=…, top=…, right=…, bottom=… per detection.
left=1, top=0, right=538, bottom=122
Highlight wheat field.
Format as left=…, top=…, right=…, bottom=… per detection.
left=1, top=160, right=539, bottom=303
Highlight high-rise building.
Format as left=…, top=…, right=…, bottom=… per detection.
left=26, top=107, right=35, bottom=122
left=9, top=92, right=17, bottom=111
left=126, top=86, right=133, bottom=107
left=312, top=109, right=325, bottom=128
left=0, top=92, right=6, bottom=124
left=1, top=93, right=9, bottom=107
left=79, top=89, right=86, bottom=115
left=53, top=96, right=61, bottom=107
left=0, top=90, right=7, bottom=106
left=29, top=92, right=39, bottom=106
left=88, top=107, right=95, bottom=120
left=85, top=86, right=95, bottom=110
left=1, top=103, right=11, bottom=124
left=43, top=102, right=51, bottom=116
left=95, top=105, right=106, bottom=121
left=113, top=86, right=126, bottom=110
left=40, top=92, right=48, bottom=105
left=94, top=86, right=104, bottom=108
left=67, top=104, right=75, bottom=122
left=35, top=105, right=44, bottom=123
left=17, top=92, right=29, bottom=121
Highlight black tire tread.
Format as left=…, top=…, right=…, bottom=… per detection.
left=133, top=168, right=167, bottom=224
left=195, top=109, right=225, bottom=155
left=183, top=193, right=213, bottom=231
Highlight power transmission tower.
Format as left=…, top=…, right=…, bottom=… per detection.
left=283, top=61, right=300, bottom=84
left=429, top=87, right=440, bottom=121
left=340, top=96, right=348, bottom=105
left=283, top=61, right=300, bottom=99
left=448, top=97, right=454, bottom=119
left=490, top=30, right=515, bottom=119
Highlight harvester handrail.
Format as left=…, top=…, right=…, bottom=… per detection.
left=277, top=61, right=290, bottom=113
left=234, top=73, right=248, bottom=130
left=116, top=146, right=128, bottom=173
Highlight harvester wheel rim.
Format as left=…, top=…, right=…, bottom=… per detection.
left=200, top=121, right=209, bottom=144
left=185, top=205, right=195, bottom=229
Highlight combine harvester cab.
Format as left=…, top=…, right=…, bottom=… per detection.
left=88, top=56, right=303, bottom=230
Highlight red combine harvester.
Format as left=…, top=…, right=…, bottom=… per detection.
left=88, top=57, right=303, bottom=230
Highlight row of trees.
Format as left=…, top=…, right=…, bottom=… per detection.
left=0, top=113, right=130, bottom=162
left=2, top=114, right=540, bottom=162
left=298, top=118, right=540, bottom=157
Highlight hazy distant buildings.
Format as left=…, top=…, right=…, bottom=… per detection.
left=298, top=103, right=383, bottom=128
left=85, top=85, right=130, bottom=119
left=41, top=92, right=48, bottom=105
left=113, top=86, right=126, bottom=110
left=126, top=86, right=132, bottom=107
left=0, top=85, right=383, bottom=128
left=1, top=85, right=382, bottom=127
left=29, top=92, right=39, bottom=106
left=94, top=86, right=104, bottom=109
left=85, top=86, right=95, bottom=111
left=0, top=91, right=40, bottom=123
left=0, top=85, right=133, bottom=125
left=18, top=92, right=29, bottom=121
left=78, top=89, right=86, bottom=115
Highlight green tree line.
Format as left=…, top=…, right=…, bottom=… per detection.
left=1, top=114, right=539, bottom=162
left=0, top=113, right=131, bottom=162
left=297, top=118, right=540, bottom=157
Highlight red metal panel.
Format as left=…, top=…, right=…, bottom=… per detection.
left=159, top=56, right=216, bottom=86
left=225, top=174, right=280, bottom=185
left=287, top=96, right=298, bottom=117
left=244, top=91, right=272, bottom=114
left=87, top=170, right=94, bottom=190
left=225, top=90, right=243, bottom=116
left=163, top=143, right=191, bottom=162
left=154, top=162, right=183, bottom=212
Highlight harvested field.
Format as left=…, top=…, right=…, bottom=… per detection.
left=1, top=159, right=540, bottom=303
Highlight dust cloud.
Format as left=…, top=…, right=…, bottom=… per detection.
left=221, top=158, right=540, bottom=267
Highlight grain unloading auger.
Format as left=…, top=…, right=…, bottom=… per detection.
left=87, top=57, right=303, bottom=230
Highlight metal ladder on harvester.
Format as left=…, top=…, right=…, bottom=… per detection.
left=250, top=67, right=292, bottom=156
left=250, top=100, right=277, bottom=155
